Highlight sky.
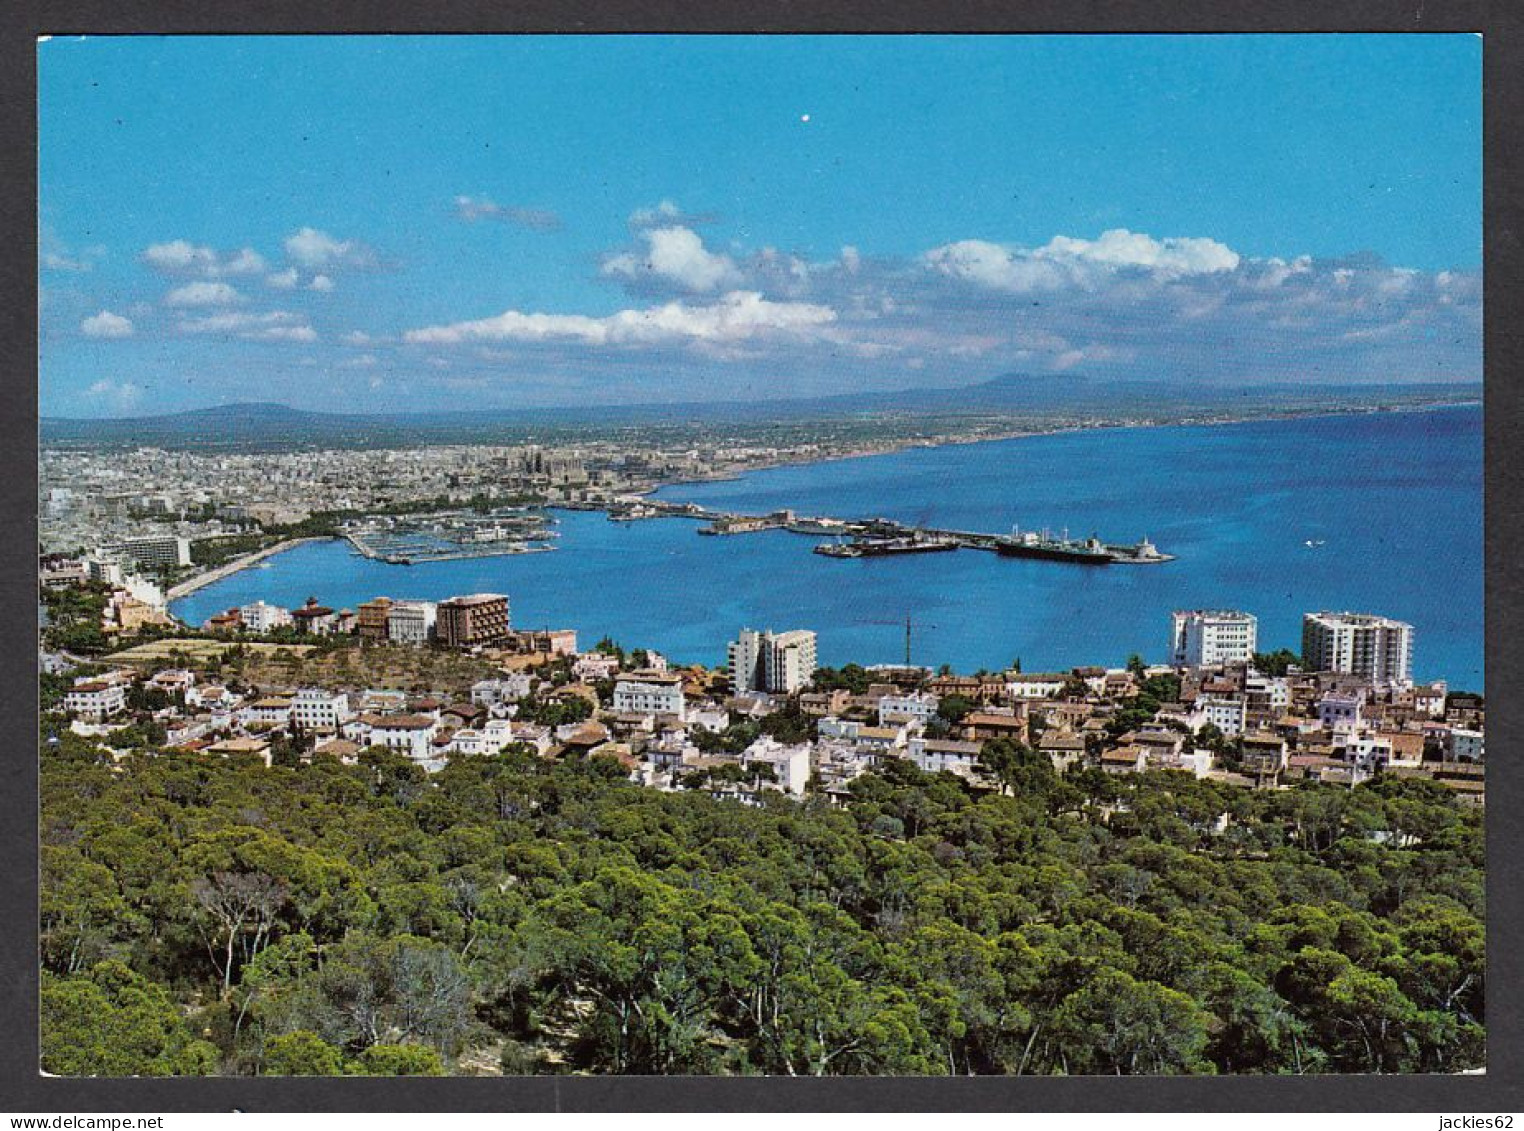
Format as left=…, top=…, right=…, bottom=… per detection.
left=38, top=34, right=1482, bottom=417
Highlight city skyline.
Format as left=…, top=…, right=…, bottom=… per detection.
left=39, top=34, right=1481, bottom=417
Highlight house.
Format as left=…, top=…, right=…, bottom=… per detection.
left=439, top=703, right=489, bottom=731
left=1005, top=673, right=1069, bottom=699
left=344, top=713, right=440, bottom=763
left=1241, top=731, right=1289, bottom=778
left=204, top=735, right=273, bottom=766
left=313, top=737, right=364, bottom=764
left=908, top=737, right=984, bottom=777
left=573, top=653, right=621, bottom=682
left=62, top=679, right=128, bottom=722
left=471, top=675, right=533, bottom=708
left=290, top=689, right=352, bottom=732
left=612, top=670, right=686, bottom=719
left=240, top=696, right=294, bottom=729
left=289, top=598, right=339, bottom=636
left=962, top=710, right=1028, bottom=742
left=878, top=692, right=939, bottom=727
left=1197, top=696, right=1247, bottom=737
left=1038, top=728, right=1087, bottom=772
left=799, top=688, right=850, bottom=717
left=739, top=736, right=813, bottom=795
left=1101, top=746, right=1148, bottom=774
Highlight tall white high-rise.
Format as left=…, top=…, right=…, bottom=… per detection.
left=728, top=628, right=818, bottom=695
left=1170, top=610, right=1258, bottom=667
left=1301, top=611, right=1414, bottom=686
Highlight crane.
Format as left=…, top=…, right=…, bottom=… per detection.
left=857, top=611, right=939, bottom=667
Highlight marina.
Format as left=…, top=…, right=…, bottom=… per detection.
left=343, top=509, right=559, bottom=565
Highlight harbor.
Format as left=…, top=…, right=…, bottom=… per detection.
left=343, top=509, right=559, bottom=565
left=580, top=498, right=1174, bottom=565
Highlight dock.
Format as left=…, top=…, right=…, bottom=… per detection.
left=573, top=501, right=1174, bottom=564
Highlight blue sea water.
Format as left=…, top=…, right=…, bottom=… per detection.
left=172, top=406, right=1483, bottom=686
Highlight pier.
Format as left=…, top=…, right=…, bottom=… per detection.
left=574, top=500, right=1174, bottom=564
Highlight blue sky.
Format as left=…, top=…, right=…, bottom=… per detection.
left=38, top=34, right=1481, bottom=416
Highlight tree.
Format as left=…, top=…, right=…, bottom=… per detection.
left=262, top=1030, right=345, bottom=1076
left=1050, top=968, right=1212, bottom=1075
left=352, top=1043, right=446, bottom=1076
left=41, top=961, right=219, bottom=1077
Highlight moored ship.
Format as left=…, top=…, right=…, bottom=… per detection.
left=994, top=527, right=1114, bottom=565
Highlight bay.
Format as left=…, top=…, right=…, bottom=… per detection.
left=171, top=405, right=1483, bottom=686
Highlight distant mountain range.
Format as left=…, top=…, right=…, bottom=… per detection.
left=40, top=375, right=1482, bottom=452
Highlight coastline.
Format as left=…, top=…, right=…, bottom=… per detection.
left=636, top=398, right=1484, bottom=500
left=165, top=536, right=335, bottom=602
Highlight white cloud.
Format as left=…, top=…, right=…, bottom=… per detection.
left=143, top=240, right=217, bottom=273
left=341, top=330, right=372, bottom=346
left=266, top=268, right=300, bottom=289
left=308, top=274, right=335, bottom=293
left=177, top=310, right=317, bottom=342
left=630, top=200, right=683, bottom=227
left=453, top=196, right=562, bottom=230
left=404, top=290, right=836, bottom=349
left=841, top=246, right=861, bottom=275
left=284, top=227, right=376, bottom=270
left=340, top=353, right=378, bottom=368
left=142, top=240, right=265, bottom=277
left=165, top=281, right=242, bottom=307
left=602, top=226, right=743, bottom=292
left=86, top=379, right=142, bottom=410
left=924, top=228, right=1241, bottom=293
left=221, top=247, right=268, bottom=275
left=80, top=310, right=133, bottom=338
left=42, top=251, right=92, bottom=272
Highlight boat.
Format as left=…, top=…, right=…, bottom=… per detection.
left=814, top=536, right=959, bottom=558
left=994, top=526, right=1114, bottom=565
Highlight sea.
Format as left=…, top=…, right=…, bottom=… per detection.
left=171, top=405, right=1484, bottom=687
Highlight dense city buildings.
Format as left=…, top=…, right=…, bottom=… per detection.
left=1302, top=610, right=1415, bottom=686
left=1170, top=609, right=1258, bottom=667
left=728, top=627, right=819, bottom=695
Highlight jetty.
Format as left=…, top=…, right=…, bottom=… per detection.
left=575, top=501, right=1174, bottom=565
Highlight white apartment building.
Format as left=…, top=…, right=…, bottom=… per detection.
left=1171, top=610, right=1258, bottom=668
left=97, top=535, right=192, bottom=571
left=739, top=737, right=813, bottom=796
left=1318, top=692, right=1364, bottom=733
left=471, top=675, right=533, bottom=707
left=908, top=736, right=984, bottom=777
left=728, top=628, right=818, bottom=695
left=240, top=696, right=294, bottom=728
left=1446, top=728, right=1485, bottom=761
left=1302, top=611, right=1414, bottom=686
left=239, top=600, right=293, bottom=633
left=1006, top=673, right=1069, bottom=699
left=1197, top=695, right=1247, bottom=737
left=573, top=653, right=621, bottom=682
left=290, top=688, right=352, bottom=732
left=344, top=713, right=440, bottom=762
left=878, top=692, right=940, bottom=727
left=1245, top=672, right=1291, bottom=711
left=62, top=679, right=128, bottom=721
left=612, top=670, right=686, bottom=718
left=387, top=600, right=437, bottom=646
left=449, top=718, right=517, bottom=756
